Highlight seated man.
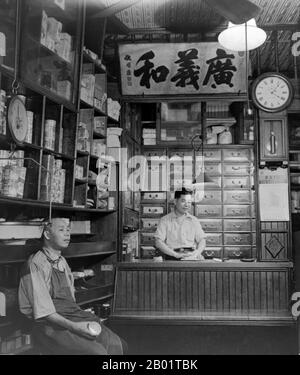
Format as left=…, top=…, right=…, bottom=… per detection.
left=18, top=216, right=125, bottom=355
left=154, top=188, right=206, bottom=261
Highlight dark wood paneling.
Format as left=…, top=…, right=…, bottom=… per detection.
left=114, top=264, right=292, bottom=321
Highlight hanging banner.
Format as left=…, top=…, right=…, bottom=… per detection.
left=119, top=42, right=247, bottom=95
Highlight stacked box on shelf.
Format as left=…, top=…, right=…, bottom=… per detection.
left=0, top=150, right=26, bottom=199
left=80, top=63, right=95, bottom=106
left=94, top=73, right=107, bottom=113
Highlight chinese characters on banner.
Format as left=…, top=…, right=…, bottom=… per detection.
left=119, top=43, right=247, bottom=95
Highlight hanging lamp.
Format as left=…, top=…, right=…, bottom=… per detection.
left=218, top=18, right=266, bottom=52
left=218, top=18, right=266, bottom=116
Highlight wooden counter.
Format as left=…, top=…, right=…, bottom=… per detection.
left=112, top=260, right=295, bottom=326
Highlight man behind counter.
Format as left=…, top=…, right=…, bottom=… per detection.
left=18, top=216, right=125, bottom=355
left=154, top=188, right=206, bottom=261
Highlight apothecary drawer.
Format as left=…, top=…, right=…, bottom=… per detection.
left=224, top=219, right=251, bottom=232
left=141, top=192, right=166, bottom=202
left=223, top=190, right=251, bottom=204
left=224, top=246, right=252, bottom=259
left=144, top=150, right=166, bottom=158
left=195, top=205, right=222, bottom=217
left=202, top=150, right=221, bottom=162
left=223, top=176, right=250, bottom=188
left=224, top=233, right=252, bottom=245
left=140, top=246, right=157, bottom=259
left=142, top=205, right=166, bottom=216
left=169, top=150, right=193, bottom=158
left=223, top=205, right=251, bottom=217
left=141, top=218, right=160, bottom=231
left=223, top=163, right=250, bottom=175
left=199, top=219, right=223, bottom=232
left=199, top=190, right=222, bottom=205
left=205, top=233, right=223, bottom=246
left=140, top=232, right=156, bottom=245
left=203, top=163, right=222, bottom=175
left=202, top=247, right=222, bottom=259
left=223, top=149, right=251, bottom=162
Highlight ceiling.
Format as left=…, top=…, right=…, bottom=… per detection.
left=99, top=0, right=300, bottom=80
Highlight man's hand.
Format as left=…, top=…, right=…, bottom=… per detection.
left=72, top=321, right=102, bottom=339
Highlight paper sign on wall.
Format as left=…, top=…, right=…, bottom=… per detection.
left=258, top=168, right=289, bottom=221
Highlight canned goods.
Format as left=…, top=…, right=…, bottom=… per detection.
left=25, top=111, right=34, bottom=143
left=44, top=119, right=56, bottom=150
left=2, top=165, right=26, bottom=198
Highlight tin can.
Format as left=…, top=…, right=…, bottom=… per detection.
left=44, top=119, right=56, bottom=150
left=25, top=111, right=34, bottom=143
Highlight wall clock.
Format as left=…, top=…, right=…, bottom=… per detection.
left=7, top=95, right=28, bottom=145
left=251, top=72, right=294, bottom=113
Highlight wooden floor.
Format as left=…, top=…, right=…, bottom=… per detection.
left=107, top=322, right=298, bottom=355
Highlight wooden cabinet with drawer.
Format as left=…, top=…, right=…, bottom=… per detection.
left=223, top=148, right=252, bottom=162
left=223, top=190, right=251, bottom=204
left=224, top=246, right=252, bottom=259
left=142, top=204, right=166, bottom=216
left=204, top=163, right=222, bottom=175
left=195, top=205, right=222, bottom=217
left=223, top=205, right=251, bottom=217
left=141, top=218, right=160, bottom=231
left=223, top=176, right=250, bottom=189
left=224, top=233, right=252, bottom=246
left=223, top=163, right=251, bottom=175
left=198, top=190, right=222, bottom=205
left=141, top=192, right=167, bottom=202
left=201, top=149, right=221, bottom=162
left=205, top=233, right=223, bottom=246
left=202, top=247, right=222, bottom=259
left=140, top=232, right=156, bottom=245
left=199, top=219, right=223, bottom=232
left=224, top=219, right=251, bottom=232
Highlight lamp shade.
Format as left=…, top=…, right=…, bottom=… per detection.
left=218, top=18, right=266, bottom=51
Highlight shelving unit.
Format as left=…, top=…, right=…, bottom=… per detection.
left=0, top=0, right=119, bottom=355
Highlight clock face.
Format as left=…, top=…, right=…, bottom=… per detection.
left=252, top=73, right=293, bottom=113
left=7, top=96, right=28, bottom=144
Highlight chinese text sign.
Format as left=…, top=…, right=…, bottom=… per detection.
left=119, top=42, right=247, bottom=95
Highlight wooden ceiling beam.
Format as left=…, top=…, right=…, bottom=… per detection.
left=91, top=0, right=142, bottom=19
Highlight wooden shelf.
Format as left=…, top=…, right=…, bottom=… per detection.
left=82, top=51, right=106, bottom=72
left=0, top=196, right=116, bottom=214
left=75, top=178, right=88, bottom=184
left=93, top=130, right=106, bottom=138
left=76, top=283, right=114, bottom=306
left=77, top=149, right=89, bottom=156
left=0, top=241, right=115, bottom=264
left=43, top=148, right=75, bottom=160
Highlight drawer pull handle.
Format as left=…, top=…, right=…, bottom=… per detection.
left=205, top=152, right=213, bottom=157
left=233, top=195, right=242, bottom=200
left=232, top=209, right=242, bottom=214
left=205, top=251, right=215, bottom=257
left=204, top=210, right=215, bottom=214
left=233, top=224, right=241, bottom=229
left=233, top=237, right=243, bottom=242
left=207, top=238, right=216, bottom=243
left=232, top=166, right=241, bottom=170
left=204, top=194, right=213, bottom=199
left=233, top=250, right=242, bottom=257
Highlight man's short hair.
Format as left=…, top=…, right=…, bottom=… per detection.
left=174, top=188, right=193, bottom=200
